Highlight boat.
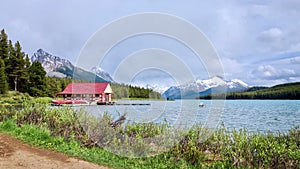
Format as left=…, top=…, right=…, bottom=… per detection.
left=166, top=98, right=175, bottom=101
left=51, top=99, right=89, bottom=106
left=199, top=102, right=205, bottom=107
left=96, top=101, right=115, bottom=105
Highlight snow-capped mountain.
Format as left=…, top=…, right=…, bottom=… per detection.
left=91, top=67, right=114, bottom=82
left=31, top=49, right=73, bottom=73
left=163, top=76, right=249, bottom=99
left=227, top=79, right=248, bottom=88
left=162, top=86, right=182, bottom=99
left=143, top=84, right=170, bottom=93
left=31, top=49, right=114, bottom=82
left=180, top=76, right=227, bottom=92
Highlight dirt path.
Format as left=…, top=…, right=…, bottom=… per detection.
left=0, top=133, right=109, bottom=169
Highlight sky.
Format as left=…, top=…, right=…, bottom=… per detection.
left=1, top=0, right=300, bottom=88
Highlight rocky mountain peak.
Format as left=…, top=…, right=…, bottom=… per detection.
left=31, top=49, right=114, bottom=82
left=163, top=76, right=249, bottom=99
left=91, top=66, right=114, bottom=82
left=31, top=49, right=73, bottom=73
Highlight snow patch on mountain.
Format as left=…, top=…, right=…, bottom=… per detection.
left=163, top=76, right=249, bottom=99
left=91, top=67, right=114, bottom=82
left=144, top=84, right=170, bottom=93
left=31, top=49, right=73, bottom=73
left=230, top=79, right=248, bottom=88
left=46, top=71, right=67, bottom=78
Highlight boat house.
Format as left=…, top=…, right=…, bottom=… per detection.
left=57, top=82, right=113, bottom=104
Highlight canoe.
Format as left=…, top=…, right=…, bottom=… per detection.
left=51, top=100, right=89, bottom=105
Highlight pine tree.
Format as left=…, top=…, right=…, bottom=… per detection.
left=9, top=41, right=25, bottom=91
left=0, top=59, right=8, bottom=94
left=45, top=77, right=62, bottom=97
left=0, top=29, right=9, bottom=83
left=19, top=54, right=31, bottom=93
left=28, top=61, right=46, bottom=96
left=24, top=54, right=31, bottom=69
left=0, top=29, right=9, bottom=66
left=61, top=77, right=72, bottom=89
left=0, top=29, right=9, bottom=93
left=8, top=40, right=15, bottom=58
left=7, top=40, right=15, bottom=89
left=5, top=40, right=16, bottom=90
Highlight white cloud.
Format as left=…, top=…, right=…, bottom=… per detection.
left=1, top=0, right=300, bottom=86
left=220, top=58, right=243, bottom=78
left=290, top=56, right=300, bottom=64
left=259, top=28, right=283, bottom=41
left=269, top=56, right=300, bottom=65
left=257, top=28, right=285, bottom=51
left=251, top=65, right=297, bottom=80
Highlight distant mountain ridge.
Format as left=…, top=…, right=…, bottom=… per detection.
left=90, top=66, right=114, bottom=82
left=31, top=49, right=114, bottom=82
left=162, top=76, right=249, bottom=99
left=201, top=82, right=300, bottom=100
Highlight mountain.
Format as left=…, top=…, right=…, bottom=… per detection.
left=91, top=66, right=114, bottom=82
left=31, top=49, right=73, bottom=78
left=162, top=76, right=249, bottom=99
left=31, top=49, right=114, bottom=82
left=144, top=84, right=170, bottom=93
left=198, top=78, right=249, bottom=96
left=202, top=82, right=300, bottom=100
left=129, top=83, right=169, bottom=93
left=162, top=86, right=196, bottom=99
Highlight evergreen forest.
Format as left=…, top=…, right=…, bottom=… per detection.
left=0, top=29, right=161, bottom=99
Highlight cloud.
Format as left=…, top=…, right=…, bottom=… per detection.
left=220, top=58, right=243, bottom=78
left=1, top=0, right=300, bottom=86
left=256, top=28, right=287, bottom=51
left=251, top=65, right=297, bottom=80
left=272, top=56, right=300, bottom=65
left=259, top=28, right=283, bottom=41
left=290, top=56, right=300, bottom=64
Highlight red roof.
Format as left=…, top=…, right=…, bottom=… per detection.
left=58, top=82, right=110, bottom=95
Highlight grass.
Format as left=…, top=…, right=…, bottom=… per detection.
left=0, top=91, right=30, bottom=105
left=0, top=103, right=299, bottom=168
left=0, top=91, right=53, bottom=105
left=0, top=120, right=191, bottom=169
left=31, top=97, right=53, bottom=103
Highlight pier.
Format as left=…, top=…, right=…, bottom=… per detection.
left=115, top=103, right=150, bottom=106
left=96, top=102, right=150, bottom=106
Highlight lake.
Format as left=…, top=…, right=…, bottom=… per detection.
left=78, top=100, right=300, bottom=133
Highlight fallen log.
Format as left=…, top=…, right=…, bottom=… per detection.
left=110, top=112, right=127, bottom=128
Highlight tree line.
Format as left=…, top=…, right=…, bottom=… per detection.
left=111, top=83, right=161, bottom=99
left=0, top=28, right=162, bottom=99
left=0, top=29, right=75, bottom=97
left=198, top=82, right=300, bottom=100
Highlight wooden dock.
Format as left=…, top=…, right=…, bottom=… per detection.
left=96, top=102, right=150, bottom=106
left=115, top=103, right=150, bottom=106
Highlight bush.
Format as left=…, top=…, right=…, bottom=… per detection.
left=0, top=103, right=299, bottom=168
left=31, top=97, right=53, bottom=104
left=0, top=91, right=31, bottom=105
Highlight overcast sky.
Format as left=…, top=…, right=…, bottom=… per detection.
left=1, top=0, right=300, bottom=88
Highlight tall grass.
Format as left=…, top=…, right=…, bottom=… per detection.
left=0, top=103, right=299, bottom=168
left=0, top=91, right=52, bottom=105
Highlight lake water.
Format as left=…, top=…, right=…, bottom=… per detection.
left=78, top=100, right=300, bottom=133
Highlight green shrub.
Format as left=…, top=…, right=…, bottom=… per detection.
left=32, top=97, right=53, bottom=104
left=0, top=103, right=299, bottom=168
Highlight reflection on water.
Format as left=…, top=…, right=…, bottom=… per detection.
left=77, top=100, right=300, bottom=132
